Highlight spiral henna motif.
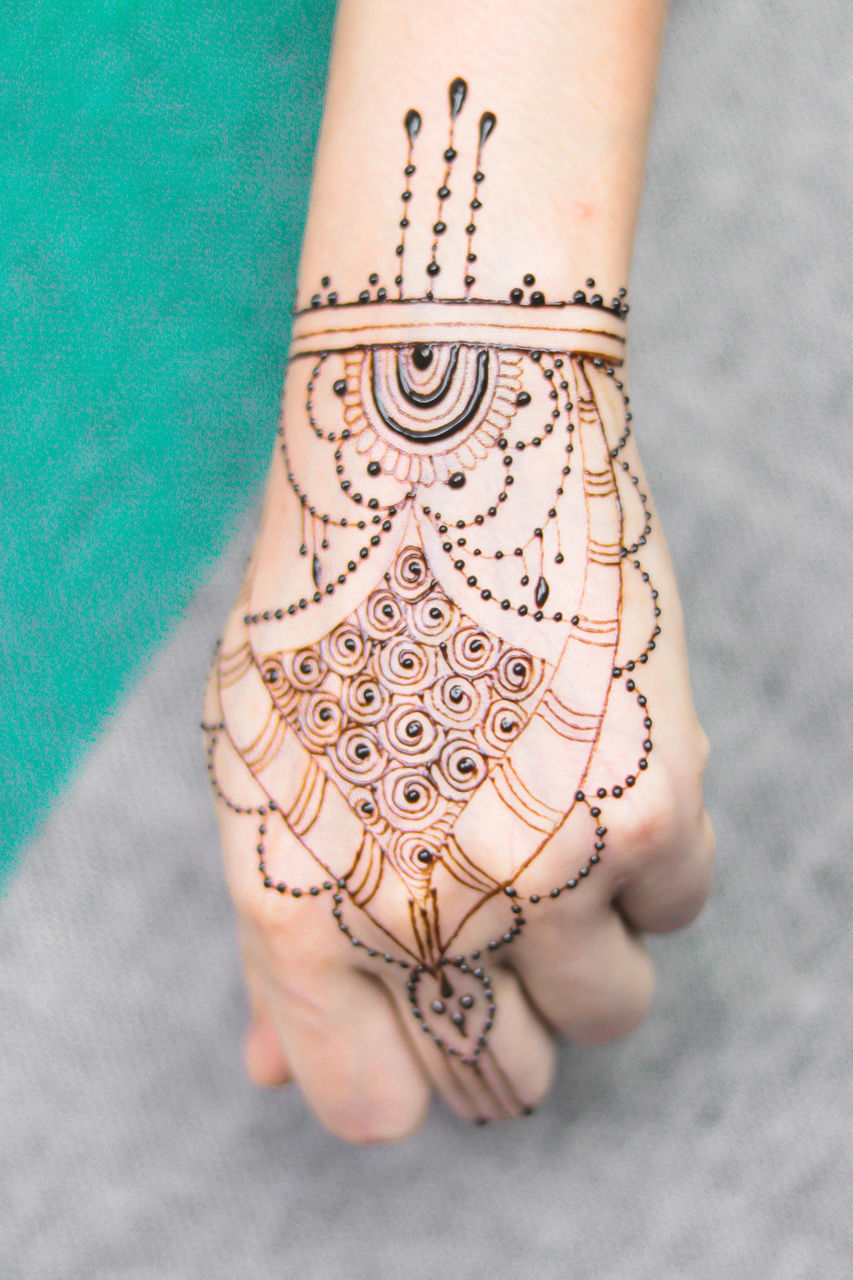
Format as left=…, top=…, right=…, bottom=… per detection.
left=435, top=737, right=489, bottom=800
left=388, top=546, right=432, bottom=602
left=392, top=831, right=447, bottom=878
left=342, top=673, right=391, bottom=724
left=281, top=648, right=326, bottom=691
left=494, top=649, right=545, bottom=701
left=331, top=726, right=388, bottom=785
left=447, top=624, right=501, bottom=678
left=422, top=674, right=484, bottom=730
left=374, top=635, right=438, bottom=694
left=298, top=691, right=344, bottom=748
left=380, top=766, right=449, bottom=831
left=360, top=589, right=406, bottom=640
left=477, top=697, right=526, bottom=756
left=321, top=622, right=370, bottom=676
left=348, top=785, right=387, bottom=831
left=259, top=657, right=299, bottom=716
left=408, top=594, right=458, bottom=644
left=380, top=703, right=444, bottom=765
left=259, top=656, right=283, bottom=686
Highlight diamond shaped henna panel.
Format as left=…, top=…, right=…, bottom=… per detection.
left=203, top=78, right=659, bottom=1112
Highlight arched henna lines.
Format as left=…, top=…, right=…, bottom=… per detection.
left=371, top=344, right=491, bottom=441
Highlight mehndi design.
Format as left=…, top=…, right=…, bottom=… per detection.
left=203, top=78, right=660, bottom=1118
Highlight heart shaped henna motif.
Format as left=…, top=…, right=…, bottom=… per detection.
left=408, top=961, right=496, bottom=1065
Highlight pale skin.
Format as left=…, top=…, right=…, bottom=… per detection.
left=204, top=0, right=714, bottom=1142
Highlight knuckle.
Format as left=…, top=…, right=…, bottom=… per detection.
left=617, top=769, right=682, bottom=866
left=253, top=899, right=296, bottom=955
left=265, top=966, right=347, bottom=1037
left=610, top=741, right=713, bottom=883
left=615, top=807, right=715, bottom=933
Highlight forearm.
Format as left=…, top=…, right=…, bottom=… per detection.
left=298, top=0, right=669, bottom=309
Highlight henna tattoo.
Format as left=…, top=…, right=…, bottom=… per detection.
left=204, top=79, right=660, bottom=1116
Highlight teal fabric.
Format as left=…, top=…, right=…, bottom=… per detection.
left=0, top=2, right=335, bottom=885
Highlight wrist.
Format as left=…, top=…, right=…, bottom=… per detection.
left=295, top=0, right=667, bottom=312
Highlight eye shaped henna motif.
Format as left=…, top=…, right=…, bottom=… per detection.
left=204, top=77, right=657, bottom=1115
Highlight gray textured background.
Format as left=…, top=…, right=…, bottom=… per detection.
left=3, top=1, right=852, bottom=1276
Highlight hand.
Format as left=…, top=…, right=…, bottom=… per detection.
left=202, top=307, right=712, bottom=1143
left=202, top=59, right=713, bottom=1143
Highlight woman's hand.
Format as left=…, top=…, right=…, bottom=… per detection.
left=202, top=1, right=713, bottom=1142
left=202, top=317, right=712, bottom=1139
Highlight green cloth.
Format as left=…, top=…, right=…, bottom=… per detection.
left=0, top=1, right=335, bottom=885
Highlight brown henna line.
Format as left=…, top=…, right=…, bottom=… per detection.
left=206, top=78, right=657, bottom=1116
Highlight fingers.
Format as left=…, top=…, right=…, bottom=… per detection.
left=223, top=739, right=709, bottom=1139
left=249, top=943, right=432, bottom=1145
left=511, top=904, right=655, bottom=1043
left=227, top=811, right=431, bottom=1141
left=382, top=963, right=556, bottom=1123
